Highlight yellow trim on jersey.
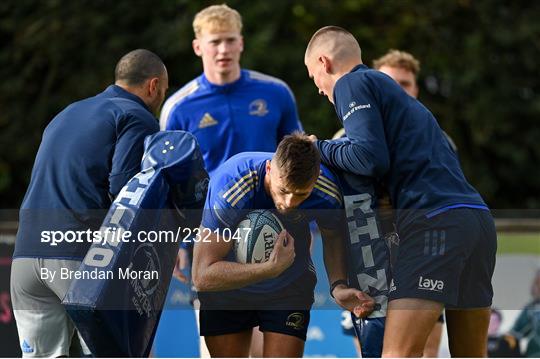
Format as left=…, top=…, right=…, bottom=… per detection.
left=225, top=176, right=258, bottom=204
left=231, top=184, right=256, bottom=206
left=176, top=80, right=199, bottom=100
left=314, top=184, right=342, bottom=204
left=316, top=177, right=341, bottom=197
left=318, top=175, right=340, bottom=193
left=222, top=171, right=258, bottom=199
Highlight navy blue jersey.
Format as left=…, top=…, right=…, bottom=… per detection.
left=160, top=70, right=303, bottom=176
left=201, top=152, right=343, bottom=293
left=315, top=64, right=486, bottom=226
left=14, top=85, right=159, bottom=259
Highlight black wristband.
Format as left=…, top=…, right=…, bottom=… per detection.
left=330, top=279, right=348, bottom=298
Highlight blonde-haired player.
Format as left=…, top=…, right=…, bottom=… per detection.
left=160, top=4, right=303, bottom=357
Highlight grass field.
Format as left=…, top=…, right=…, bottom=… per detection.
left=497, top=232, right=540, bottom=255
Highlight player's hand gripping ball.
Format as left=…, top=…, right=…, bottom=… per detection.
left=234, top=210, right=284, bottom=264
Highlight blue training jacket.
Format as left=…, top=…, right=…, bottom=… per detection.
left=14, top=85, right=159, bottom=259
left=316, top=64, right=486, bottom=226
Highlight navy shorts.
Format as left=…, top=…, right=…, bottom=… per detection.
left=389, top=208, right=497, bottom=308
left=198, top=273, right=316, bottom=341
left=199, top=309, right=311, bottom=341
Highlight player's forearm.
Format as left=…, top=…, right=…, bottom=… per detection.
left=192, top=229, right=275, bottom=291
left=192, top=260, right=274, bottom=292
left=320, top=228, right=348, bottom=284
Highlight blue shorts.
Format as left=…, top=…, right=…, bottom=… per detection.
left=198, top=273, right=316, bottom=340
left=199, top=309, right=311, bottom=341
left=389, top=208, right=496, bottom=308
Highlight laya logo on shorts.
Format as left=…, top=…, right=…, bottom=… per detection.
left=286, top=312, right=305, bottom=330
left=418, top=276, right=444, bottom=292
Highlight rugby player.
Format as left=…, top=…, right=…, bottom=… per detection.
left=160, top=6, right=302, bottom=354
left=304, top=26, right=496, bottom=357
left=373, top=49, right=447, bottom=357
left=160, top=4, right=302, bottom=176
left=11, top=49, right=167, bottom=357
left=192, top=133, right=374, bottom=357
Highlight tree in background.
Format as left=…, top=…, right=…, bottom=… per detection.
left=1, top=0, right=538, bottom=209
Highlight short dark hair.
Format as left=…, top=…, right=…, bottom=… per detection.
left=114, top=49, right=165, bottom=86
left=305, top=25, right=361, bottom=61
left=274, top=133, right=320, bottom=188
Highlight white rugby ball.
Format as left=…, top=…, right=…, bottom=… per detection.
left=234, top=210, right=284, bottom=264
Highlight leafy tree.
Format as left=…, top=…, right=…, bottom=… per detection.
left=1, top=0, right=538, bottom=209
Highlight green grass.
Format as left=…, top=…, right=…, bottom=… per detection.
left=497, top=232, right=540, bottom=255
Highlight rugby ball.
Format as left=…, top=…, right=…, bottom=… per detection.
left=234, top=210, right=284, bottom=264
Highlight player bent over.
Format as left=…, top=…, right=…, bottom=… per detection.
left=192, top=133, right=374, bottom=357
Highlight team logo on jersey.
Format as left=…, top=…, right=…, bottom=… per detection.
left=286, top=312, right=305, bottom=330
left=198, top=113, right=219, bottom=128
left=249, top=99, right=269, bottom=116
